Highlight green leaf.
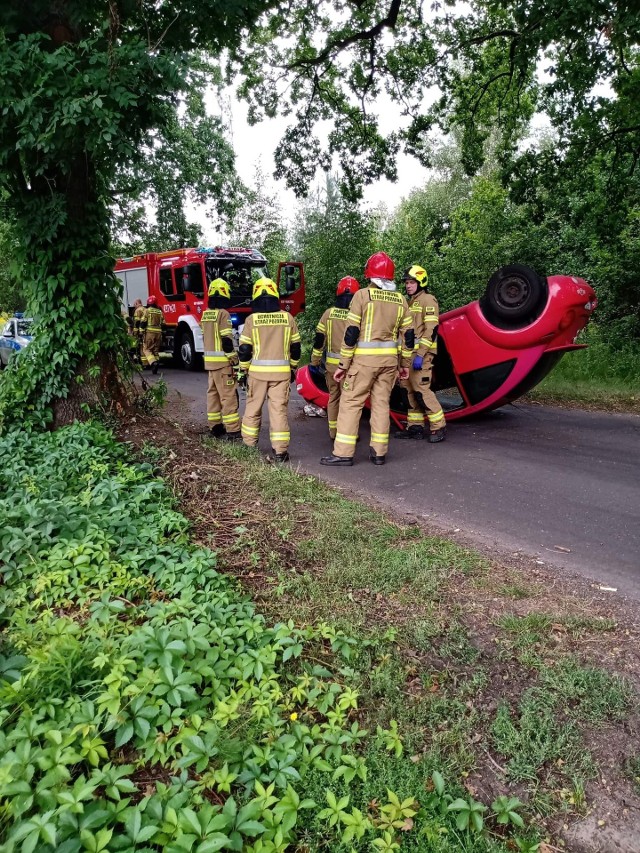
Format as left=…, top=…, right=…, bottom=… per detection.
left=196, top=837, right=229, bottom=853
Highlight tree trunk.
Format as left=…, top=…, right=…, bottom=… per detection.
left=0, top=153, right=133, bottom=430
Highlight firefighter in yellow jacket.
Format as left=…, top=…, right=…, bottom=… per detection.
left=395, top=265, right=446, bottom=442
left=140, top=296, right=163, bottom=374
left=239, top=278, right=301, bottom=462
left=131, top=298, right=145, bottom=363
left=201, top=278, right=241, bottom=439
left=320, top=252, right=414, bottom=467
left=310, top=276, right=360, bottom=440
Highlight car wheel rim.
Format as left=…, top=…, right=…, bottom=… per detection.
left=497, top=276, right=530, bottom=310
left=181, top=341, right=192, bottom=366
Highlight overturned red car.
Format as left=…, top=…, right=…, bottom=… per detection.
left=296, top=264, right=597, bottom=426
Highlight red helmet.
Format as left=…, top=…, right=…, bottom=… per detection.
left=336, top=276, right=360, bottom=296
left=364, top=251, right=395, bottom=281
left=146, top=295, right=157, bottom=306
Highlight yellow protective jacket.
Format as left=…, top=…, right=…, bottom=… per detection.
left=409, top=290, right=439, bottom=358
left=144, top=306, right=164, bottom=333
left=338, top=286, right=413, bottom=371
left=311, top=307, right=350, bottom=369
left=239, top=311, right=301, bottom=381
left=133, top=305, right=146, bottom=335
left=200, top=308, right=238, bottom=370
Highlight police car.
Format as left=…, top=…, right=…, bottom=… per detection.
left=0, top=314, right=33, bottom=368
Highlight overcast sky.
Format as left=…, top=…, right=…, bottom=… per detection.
left=199, top=86, right=432, bottom=244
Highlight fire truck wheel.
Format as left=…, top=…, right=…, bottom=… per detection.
left=178, top=327, right=202, bottom=371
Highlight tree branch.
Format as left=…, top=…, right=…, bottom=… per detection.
left=459, top=28, right=519, bottom=49
left=287, top=0, right=402, bottom=70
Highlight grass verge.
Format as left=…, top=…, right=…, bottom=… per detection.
left=525, top=326, right=640, bottom=413
left=128, top=414, right=640, bottom=851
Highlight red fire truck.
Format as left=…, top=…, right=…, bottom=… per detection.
left=115, top=246, right=305, bottom=369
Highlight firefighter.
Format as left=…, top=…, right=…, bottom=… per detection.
left=140, top=295, right=163, bottom=374
left=201, top=278, right=241, bottom=439
left=239, top=277, right=301, bottom=462
left=320, top=252, right=414, bottom=467
left=123, top=309, right=138, bottom=361
left=131, top=298, right=145, bottom=363
left=310, top=276, right=360, bottom=440
left=395, top=264, right=446, bottom=442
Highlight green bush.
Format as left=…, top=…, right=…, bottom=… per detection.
left=0, top=423, right=522, bottom=852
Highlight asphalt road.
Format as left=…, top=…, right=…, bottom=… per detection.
left=154, top=364, right=640, bottom=601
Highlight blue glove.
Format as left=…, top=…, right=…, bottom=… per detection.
left=412, top=355, right=424, bottom=370
left=309, top=364, right=321, bottom=375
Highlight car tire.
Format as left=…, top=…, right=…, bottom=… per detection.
left=481, top=264, right=548, bottom=327
left=177, top=327, right=202, bottom=371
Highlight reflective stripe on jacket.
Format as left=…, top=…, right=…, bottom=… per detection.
left=338, top=287, right=413, bottom=370
left=311, top=306, right=350, bottom=367
left=133, top=306, right=146, bottom=333
left=201, top=308, right=236, bottom=370
left=145, top=306, right=164, bottom=333
left=410, top=290, right=439, bottom=357
left=239, top=311, right=301, bottom=381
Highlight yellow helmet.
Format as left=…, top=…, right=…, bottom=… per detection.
left=252, top=277, right=279, bottom=300
left=404, top=265, right=428, bottom=286
left=208, top=278, right=230, bottom=298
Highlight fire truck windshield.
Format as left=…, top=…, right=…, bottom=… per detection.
left=204, top=260, right=268, bottom=307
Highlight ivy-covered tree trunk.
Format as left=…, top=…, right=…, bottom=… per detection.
left=0, top=0, right=266, bottom=432
left=1, top=137, right=130, bottom=431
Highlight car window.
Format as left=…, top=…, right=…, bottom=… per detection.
left=17, top=320, right=32, bottom=336
left=1, top=321, right=11, bottom=336
left=459, top=359, right=516, bottom=405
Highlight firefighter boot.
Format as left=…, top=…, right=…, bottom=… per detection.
left=394, top=425, right=425, bottom=440
left=151, top=361, right=159, bottom=375
left=209, top=423, right=226, bottom=438
left=320, top=454, right=354, bottom=467
left=273, top=450, right=290, bottom=464
left=428, top=426, right=447, bottom=443
left=369, top=448, right=386, bottom=466
left=222, top=431, right=243, bottom=443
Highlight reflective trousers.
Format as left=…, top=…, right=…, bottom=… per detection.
left=241, top=377, right=291, bottom=453
left=402, top=357, right=445, bottom=431
left=326, top=367, right=342, bottom=440
left=141, top=330, right=161, bottom=366
left=332, top=362, right=396, bottom=458
left=207, top=367, right=240, bottom=432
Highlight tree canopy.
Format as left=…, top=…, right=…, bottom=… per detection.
left=236, top=0, right=640, bottom=200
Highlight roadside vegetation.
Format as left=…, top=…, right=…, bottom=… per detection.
left=3, top=418, right=638, bottom=852
left=526, top=327, right=640, bottom=413
left=132, top=415, right=640, bottom=850
left=0, top=422, right=541, bottom=853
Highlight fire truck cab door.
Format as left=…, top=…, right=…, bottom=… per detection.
left=276, top=261, right=305, bottom=315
